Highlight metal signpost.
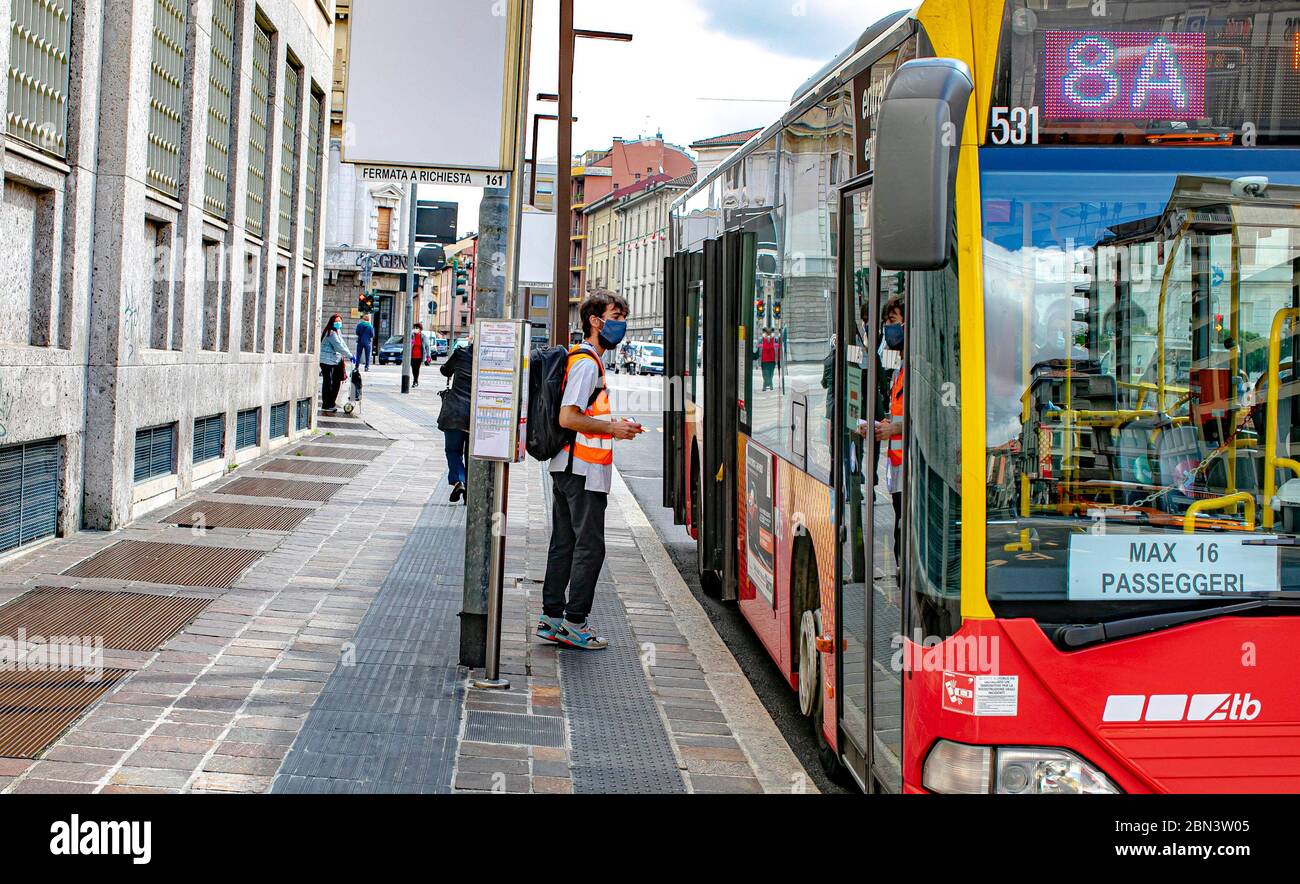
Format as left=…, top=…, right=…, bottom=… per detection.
left=467, top=318, right=530, bottom=689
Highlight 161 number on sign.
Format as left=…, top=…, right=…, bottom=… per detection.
left=989, top=107, right=1039, bottom=145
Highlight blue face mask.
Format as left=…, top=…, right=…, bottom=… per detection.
left=333, top=322, right=342, bottom=330
left=883, top=323, right=904, bottom=351
left=598, top=319, right=628, bottom=350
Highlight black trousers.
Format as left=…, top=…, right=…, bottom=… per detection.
left=321, top=362, right=344, bottom=408
left=411, top=358, right=422, bottom=385
left=542, top=471, right=608, bottom=624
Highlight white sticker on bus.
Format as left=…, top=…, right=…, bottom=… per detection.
left=1067, top=535, right=1279, bottom=601
left=942, top=672, right=1019, bottom=717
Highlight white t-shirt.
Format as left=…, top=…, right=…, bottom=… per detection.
left=549, top=346, right=612, bottom=493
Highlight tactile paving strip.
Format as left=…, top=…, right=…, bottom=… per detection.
left=163, top=500, right=314, bottom=531
left=263, top=459, right=364, bottom=479
left=219, top=477, right=343, bottom=502
left=271, top=482, right=467, bottom=794
left=62, top=540, right=263, bottom=588
left=560, top=581, right=687, bottom=794
left=291, top=445, right=381, bottom=462
left=0, top=587, right=212, bottom=651
left=0, top=668, right=131, bottom=758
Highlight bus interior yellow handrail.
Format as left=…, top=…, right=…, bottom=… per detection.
left=1264, top=307, right=1300, bottom=528
left=1183, top=492, right=1256, bottom=533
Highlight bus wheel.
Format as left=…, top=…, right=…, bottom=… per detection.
left=799, top=608, right=844, bottom=782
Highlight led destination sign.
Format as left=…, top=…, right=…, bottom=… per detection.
left=1042, top=31, right=1207, bottom=120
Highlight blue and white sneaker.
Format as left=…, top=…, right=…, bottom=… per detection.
left=557, top=620, right=608, bottom=651
left=537, top=615, right=564, bottom=643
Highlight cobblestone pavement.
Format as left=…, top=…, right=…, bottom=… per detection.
left=0, top=365, right=812, bottom=794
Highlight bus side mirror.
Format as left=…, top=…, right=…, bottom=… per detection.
left=872, top=58, right=973, bottom=271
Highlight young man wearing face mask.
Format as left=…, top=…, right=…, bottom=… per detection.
left=539, top=291, right=645, bottom=651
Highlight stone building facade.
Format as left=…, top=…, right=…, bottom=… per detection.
left=0, top=0, right=335, bottom=553
left=321, top=1, right=430, bottom=350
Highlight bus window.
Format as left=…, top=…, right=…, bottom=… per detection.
left=982, top=147, right=1300, bottom=617
left=775, top=97, right=851, bottom=480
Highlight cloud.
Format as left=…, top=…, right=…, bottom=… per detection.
left=696, top=0, right=897, bottom=60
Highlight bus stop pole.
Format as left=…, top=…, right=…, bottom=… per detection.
left=472, top=459, right=511, bottom=690
left=401, top=182, right=417, bottom=394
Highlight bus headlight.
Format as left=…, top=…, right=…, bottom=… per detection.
left=923, top=741, right=1120, bottom=794
left=995, top=748, right=1119, bottom=794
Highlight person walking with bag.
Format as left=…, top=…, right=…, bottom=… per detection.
left=537, top=291, right=645, bottom=651
left=437, top=335, right=473, bottom=503
left=319, top=314, right=352, bottom=413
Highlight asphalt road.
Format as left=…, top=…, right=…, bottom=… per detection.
left=608, top=373, right=851, bottom=794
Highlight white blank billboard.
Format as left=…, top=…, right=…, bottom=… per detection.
left=518, top=211, right=555, bottom=288
left=344, top=0, right=524, bottom=171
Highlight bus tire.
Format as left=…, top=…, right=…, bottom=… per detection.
left=799, top=608, right=843, bottom=782
left=794, top=540, right=845, bottom=783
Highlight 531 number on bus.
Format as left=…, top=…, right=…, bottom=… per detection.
left=990, top=107, right=1039, bottom=146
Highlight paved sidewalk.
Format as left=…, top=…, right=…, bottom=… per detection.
left=0, top=365, right=811, bottom=794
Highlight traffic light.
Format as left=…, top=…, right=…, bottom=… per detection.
left=755, top=298, right=765, bottom=319
left=772, top=300, right=782, bottom=319
left=358, top=292, right=374, bottom=314
left=456, top=262, right=469, bottom=300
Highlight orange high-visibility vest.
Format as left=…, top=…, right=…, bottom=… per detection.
left=566, top=344, right=614, bottom=466
left=887, top=366, right=905, bottom=467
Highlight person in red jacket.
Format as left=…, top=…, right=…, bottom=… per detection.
left=410, top=323, right=426, bottom=387
left=757, top=327, right=779, bottom=391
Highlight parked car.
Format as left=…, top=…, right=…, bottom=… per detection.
left=433, top=337, right=449, bottom=359
left=377, top=335, right=405, bottom=365
left=634, top=343, right=664, bottom=375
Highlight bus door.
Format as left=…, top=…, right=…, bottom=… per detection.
left=663, top=253, right=686, bottom=523
left=835, top=178, right=904, bottom=792
left=697, top=232, right=746, bottom=598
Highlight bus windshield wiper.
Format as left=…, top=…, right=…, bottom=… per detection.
left=1056, top=599, right=1300, bottom=649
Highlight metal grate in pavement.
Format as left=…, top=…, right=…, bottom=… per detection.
left=272, top=476, right=468, bottom=794
left=0, top=668, right=132, bottom=758
left=308, top=435, right=390, bottom=448
left=290, top=445, right=381, bottom=462
left=62, top=540, right=263, bottom=588
left=463, top=709, right=565, bottom=747
left=162, top=500, right=314, bottom=532
left=318, top=418, right=362, bottom=429
left=0, top=587, right=212, bottom=652
left=262, top=459, right=364, bottom=479
left=219, top=477, right=343, bottom=502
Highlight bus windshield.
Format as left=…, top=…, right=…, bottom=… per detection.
left=982, top=147, right=1300, bottom=615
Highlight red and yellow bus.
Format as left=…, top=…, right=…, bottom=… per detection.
left=663, top=0, right=1300, bottom=792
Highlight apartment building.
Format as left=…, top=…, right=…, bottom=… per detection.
left=0, top=0, right=334, bottom=554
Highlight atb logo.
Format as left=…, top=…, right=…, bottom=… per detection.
left=1103, top=693, right=1262, bottom=723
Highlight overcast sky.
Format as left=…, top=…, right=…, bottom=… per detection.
left=423, top=0, right=906, bottom=235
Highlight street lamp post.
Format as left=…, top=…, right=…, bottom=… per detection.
left=550, top=0, right=632, bottom=346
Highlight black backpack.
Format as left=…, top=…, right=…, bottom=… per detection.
left=526, top=345, right=601, bottom=462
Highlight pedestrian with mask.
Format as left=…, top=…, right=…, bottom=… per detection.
left=438, top=332, right=473, bottom=503
left=355, top=313, right=375, bottom=372
left=538, top=291, right=645, bottom=651
left=319, top=313, right=352, bottom=413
